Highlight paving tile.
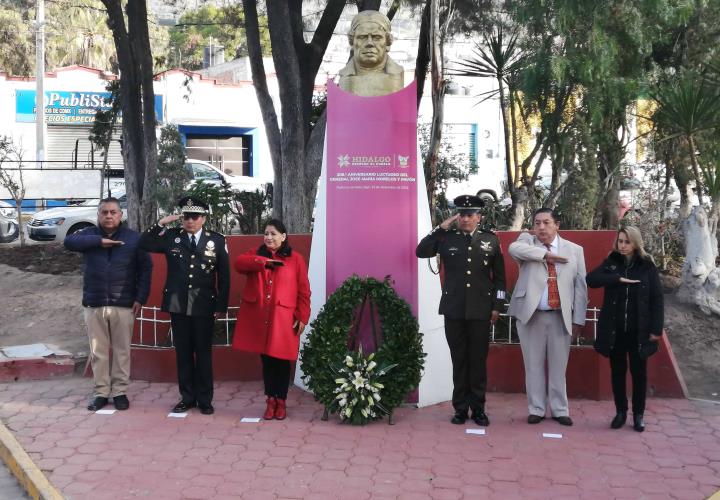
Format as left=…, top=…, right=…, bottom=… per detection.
left=1, top=378, right=719, bottom=500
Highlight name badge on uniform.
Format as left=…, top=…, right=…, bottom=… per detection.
left=448, top=246, right=459, bottom=252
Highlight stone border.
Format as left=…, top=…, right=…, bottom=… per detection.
left=0, top=421, right=63, bottom=500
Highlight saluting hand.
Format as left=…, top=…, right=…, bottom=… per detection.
left=545, top=252, right=568, bottom=264
left=101, top=238, right=124, bottom=248
left=158, top=214, right=181, bottom=226
left=439, top=214, right=459, bottom=230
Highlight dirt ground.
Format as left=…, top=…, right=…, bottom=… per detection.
left=0, top=245, right=87, bottom=356
left=0, top=243, right=718, bottom=401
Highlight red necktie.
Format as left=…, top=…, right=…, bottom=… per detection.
left=545, top=244, right=561, bottom=309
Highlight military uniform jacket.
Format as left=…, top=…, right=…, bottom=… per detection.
left=416, top=227, right=506, bottom=320
left=139, top=224, right=230, bottom=317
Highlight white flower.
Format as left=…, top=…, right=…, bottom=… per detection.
left=338, top=398, right=347, bottom=407
left=335, top=377, right=347, bottom=384
left=345, top=356, right=354, bottom=366
left=367, top=361, right=377, bottom=372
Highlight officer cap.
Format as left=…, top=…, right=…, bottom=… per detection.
left=178, top=196, right=209, bottom=215
left=453, top=194, right=484, bottom=215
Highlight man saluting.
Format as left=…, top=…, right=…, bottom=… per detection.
left=416, top=194, right=506, bottom=426
left=139, top=196, right=229, bottom=415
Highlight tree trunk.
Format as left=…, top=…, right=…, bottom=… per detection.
left=128, top=0, right=158, bottom=229
left=687, top=135, right=704, bottom=206
left=101, top=0, right=157, bottom=231
left=599, top=173, right=620, bottom=229
left=423, top=0, right=446, bottom=220
left=678, top=205, right=720, bottom=316
left=414, top=0, right=432, bottom=109
left=242, top=0, right=343, bottom=231
left=509, top=187, right=528, bottom=230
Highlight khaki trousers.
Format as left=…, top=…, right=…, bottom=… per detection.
left=83, top=306, right=135, bottom=398
left=517, top=309, right=571, bottom=417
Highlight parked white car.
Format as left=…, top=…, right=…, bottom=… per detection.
left=185, top=159, right=266, bottom=193
left=0, top=200, right=19, bottom=243
left=27, top=193, right=127, bottom=242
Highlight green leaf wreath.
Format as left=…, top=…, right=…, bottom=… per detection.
left=300, top=275, right=425, bottom=425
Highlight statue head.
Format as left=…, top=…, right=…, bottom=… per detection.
left=348, top=10, right=394, bottom=70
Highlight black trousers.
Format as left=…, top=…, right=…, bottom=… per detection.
left=610, top=330, right=647, bottom=414
left=444, top=318, right=490, bottom=414
left=171, top=313, right=214, bottom=407
left=261, top=354, right=292, bottom=399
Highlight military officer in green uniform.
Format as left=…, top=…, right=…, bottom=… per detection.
left=416, top=194, right=506, bottom=426
left=139, top=197, right=230, bottom=415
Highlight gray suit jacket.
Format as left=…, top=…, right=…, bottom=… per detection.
left=507, top=232, right=588, bottom=334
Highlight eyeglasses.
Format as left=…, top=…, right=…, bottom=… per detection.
left=182, top=213, right=202, bottom=221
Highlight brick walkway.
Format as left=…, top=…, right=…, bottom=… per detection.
left=0, top=377, right=719, bottom=500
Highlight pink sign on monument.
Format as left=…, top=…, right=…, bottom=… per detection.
left=325, top=81, right=419, bottom=317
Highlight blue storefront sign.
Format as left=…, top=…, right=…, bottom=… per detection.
left=15, top=90, right=164, bottom=125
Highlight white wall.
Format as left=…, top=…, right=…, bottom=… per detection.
left=0, top=66, right=275, bottom=185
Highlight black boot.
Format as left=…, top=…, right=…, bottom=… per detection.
left=610, top=411, right=627, bottom=429
left=451, top=410, right=468, bottom=425
left=633, top=413, right=645, bottom=432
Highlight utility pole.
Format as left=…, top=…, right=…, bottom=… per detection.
left=35, top=0, right=46, bottom=164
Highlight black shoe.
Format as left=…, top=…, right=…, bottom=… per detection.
left=552, top=416, right=574, bottom=426
left=171, top=400, right=196, bottom=413
left=610, top=411, right=627, bottom=429
left=87, top=396, right=108, bottom=411
left=199, top=404, right=214, bottom=415
left=450, top=411, right=468, bottom=425
left=527, top=414, right=545, bottom=424
left=471, top=412, right=490, bottom=426
left=633, top=414, right=645, bottom=432
left=113, top=395, right=130, bottom=411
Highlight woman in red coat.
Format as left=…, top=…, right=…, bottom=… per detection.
left=232, top=219, right=311, bottom=420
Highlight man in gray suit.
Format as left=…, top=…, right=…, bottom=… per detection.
left=508, top=208, right=587, bottom=426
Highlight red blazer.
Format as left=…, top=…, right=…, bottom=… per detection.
left=231, top=247, right=311, bottom=360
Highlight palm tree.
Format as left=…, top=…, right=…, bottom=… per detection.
left=453, top=26, right=525, bottom=200
left=653, top=72, right=720, bottom=207
left=45, top=0, right=116, bottom=70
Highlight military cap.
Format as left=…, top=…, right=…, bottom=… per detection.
left=453, top=194, right=484, bottom=214
left=178, top=196, right=209, bottom=215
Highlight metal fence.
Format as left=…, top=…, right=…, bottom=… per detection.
left=133, top=305, right=600, bottom=349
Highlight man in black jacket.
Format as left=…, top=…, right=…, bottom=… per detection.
left=139, top=197, right=229, bottom=415
left=416, top=194, right=506, bottom=426
left=64, top=197, right=152, bottom=411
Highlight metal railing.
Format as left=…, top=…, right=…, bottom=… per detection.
left=132, top=305, right=600, bottom=349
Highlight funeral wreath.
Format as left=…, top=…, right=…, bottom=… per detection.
left=300, top=275, right=425, bottom=425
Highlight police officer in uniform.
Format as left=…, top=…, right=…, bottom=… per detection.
left=139, top=197, right=230, bottom=415
left=416, top=194, right=506, bottom=426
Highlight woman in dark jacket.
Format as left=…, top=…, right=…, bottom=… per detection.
left=232, top=219, right=311, bottom=420
left=586, top=226, right=664, bottom=432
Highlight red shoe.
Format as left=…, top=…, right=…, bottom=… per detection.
left=263, top=397, right=276, bottom=420
left=275, top=398, right=287, bottom=420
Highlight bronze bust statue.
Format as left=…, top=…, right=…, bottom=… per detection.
left=338, top=10, right=405, bottom=97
